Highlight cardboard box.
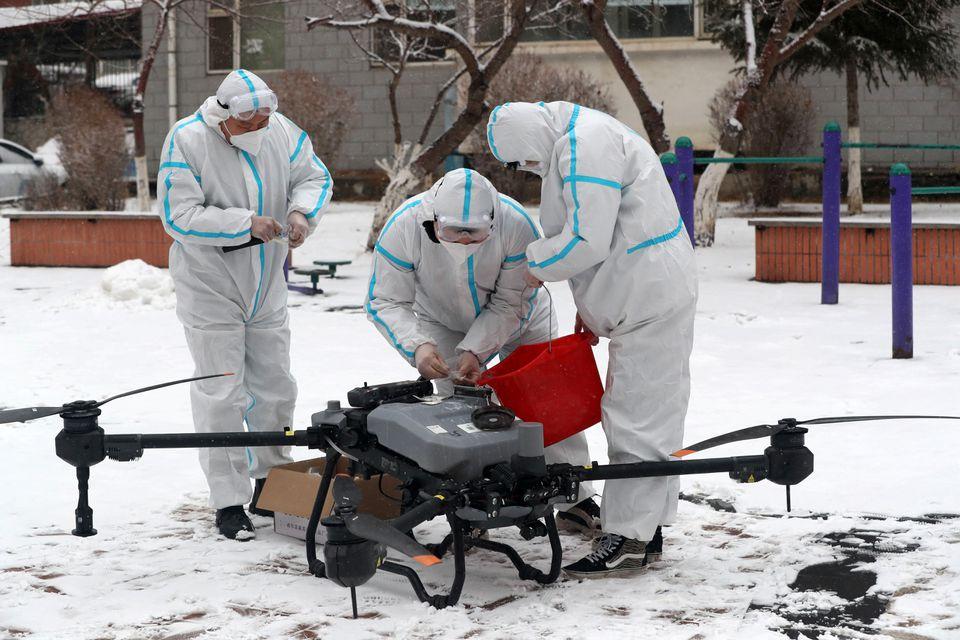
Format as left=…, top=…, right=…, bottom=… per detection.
left=257, top=457, right=402, bottom=544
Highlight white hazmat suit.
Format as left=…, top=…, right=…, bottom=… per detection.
left=487, top=102, right=697, bottom=541
left=158, top=70, right=333, bottom=509
left=365, top=169, right=594, bottom=499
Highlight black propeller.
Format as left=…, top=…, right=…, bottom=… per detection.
left=0, top=373, right=234, bottom=425
left=332, top=475, right=441, bottom=567
left=674, top=414, right=960, bottom=458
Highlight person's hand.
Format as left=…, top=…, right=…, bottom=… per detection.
left=415, top=343, right=450, bottom=380
left=453, top=351, right=482, bottom=386
left=287, top=211, right=309, bottom=248
left=574, top=313, right=599, bottom=346
left=251, top=216, right=282, bottom=242
left=524, top=268, right=543, bottom=289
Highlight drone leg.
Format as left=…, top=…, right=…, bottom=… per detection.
left=350, top=586, right=358, bottom=619
left=72, top=466, right=96, bottom=537
left=378, top=515, right=467, bottom=609
left=786, top=485, right=792, bottom=513
left=469, top=512, right=562, bottom=584
left=305, top=449, right=341, bottom=578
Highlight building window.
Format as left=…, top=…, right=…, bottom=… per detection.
left=208, top=1, right=285, bottom=73
left=523, top=0, right=696, bottom=42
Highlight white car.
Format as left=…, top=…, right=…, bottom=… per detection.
left=0, top=139, right=47, bottom=202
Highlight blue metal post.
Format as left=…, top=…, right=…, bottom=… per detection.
left=821, top=121, right=842, bottom=304
left=661, top=151, right=679, bottom=207
left=675, top=136, right=695, bottom=247
left=889, top=163, right=913, bottom=359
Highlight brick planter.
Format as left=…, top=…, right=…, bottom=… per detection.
left=750, top=217, right=960, bottom=285
left=3, top=212, right=172, bottom=268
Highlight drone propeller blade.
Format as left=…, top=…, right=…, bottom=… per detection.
left=343, top=512, right=441, bottom=567
left=0, top=406, right=64, bottom=425
left=672, top=424, right=777, bottom=458
left=95, top=372, right=234, bottom=408
left=332, top=474, right=364, bottom=508
left=674, top=414, right=960, bottom=457
left=799, top=414, right=960, bottom=425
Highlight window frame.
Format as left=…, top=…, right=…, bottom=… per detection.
left=206, top=2, right=286, bottom=75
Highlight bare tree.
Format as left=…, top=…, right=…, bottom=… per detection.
left=308, top=0, right=538, bottom=250
left=694, top=0, right=864, bottom=245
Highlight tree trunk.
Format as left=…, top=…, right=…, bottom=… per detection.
left=693, top=150, right=734, bottom=245
left=581, top=0, right=669, bottom=153
left=132, top=5, right=170, bottom=212
left=367, top=163, right=429, bottom=250
left=845, top=58, right=863, bottom=214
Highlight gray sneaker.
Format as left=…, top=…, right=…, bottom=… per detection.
left=556, top=498, right=601, bottom=536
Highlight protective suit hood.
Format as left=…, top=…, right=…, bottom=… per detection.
left=486, top=102, right=569, bottom=175
left=419, top=168, right=499, bottom=229
left=200, top=69, right=273, bottom=128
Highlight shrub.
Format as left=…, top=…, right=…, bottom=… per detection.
left=709, top=79, right=816, bottom=207
left=25, top=85, right=128, bottom=211
left=472, top=52, right=615, bottom=199
left=270, top=69, right=356, bottom=165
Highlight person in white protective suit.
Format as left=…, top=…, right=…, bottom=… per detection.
left=364, top=168, right=600, bottom=533
left=486, top=101, right=697, bottom=578
left=158, top=69, right=333, bottom=540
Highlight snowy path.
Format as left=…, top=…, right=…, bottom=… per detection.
left=1, top=205, right=958, bottom=639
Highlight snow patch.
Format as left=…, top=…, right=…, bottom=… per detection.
left=99, top=259, right=175, bottom=309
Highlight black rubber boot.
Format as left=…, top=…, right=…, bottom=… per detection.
left=249, top=478, right=273, bottom=517
left=216, top=505, right=255, bottom=541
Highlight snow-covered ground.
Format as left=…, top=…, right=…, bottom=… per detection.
left=1, top=204, right=958, bottom=639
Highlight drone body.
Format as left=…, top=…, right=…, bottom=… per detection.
left=6, top=374, right=957, bottom=614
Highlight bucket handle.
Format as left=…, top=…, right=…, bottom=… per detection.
left=522, top=284, right=555, bottom=354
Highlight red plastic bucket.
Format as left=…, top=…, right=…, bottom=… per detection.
left=478, top=333, right=604, bottom=447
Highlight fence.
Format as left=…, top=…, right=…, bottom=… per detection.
left=660, top=122, right=842, bottom=305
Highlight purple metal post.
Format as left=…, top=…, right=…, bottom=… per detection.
left=821, top=121, right=841, bottom=304
left=889, top=163, right=913, bottom=359
left=661, top=151, right=679, bottom=206
left=675, top=136, right=695, bottom=247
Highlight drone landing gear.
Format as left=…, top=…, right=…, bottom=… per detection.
left=380, top=514, right=466, bottom=609
left=403, top=513, right=563, bottom=608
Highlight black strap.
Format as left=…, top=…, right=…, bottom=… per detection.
left=222, top=237, right=264, bottom=253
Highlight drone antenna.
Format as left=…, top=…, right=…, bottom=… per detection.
left=785, top=485, right=792, bottom=513
left=351, top=586, right=358, bottom=619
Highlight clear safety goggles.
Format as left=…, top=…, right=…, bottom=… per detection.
left=227, top=90, right=278, bottom=121
left=435, top=213, right=493, bottom=244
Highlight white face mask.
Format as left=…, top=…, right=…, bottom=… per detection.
left=440, top=240, right=483, bottom=263
left=229, top=125, right=269, bottom=156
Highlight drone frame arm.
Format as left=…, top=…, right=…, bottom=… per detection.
left=574, top=455, right=768, bottom=483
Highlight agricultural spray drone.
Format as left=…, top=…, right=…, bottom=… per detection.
left=4, top=375, right=957, bottom=617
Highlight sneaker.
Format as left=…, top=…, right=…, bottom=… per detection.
left=556, top=498, right=601, bottom=536
left=216, top=506, right=256, bottom=541
left=563, top=531, right=656, bottom=579
left=249, top=478, right=273, bottom=518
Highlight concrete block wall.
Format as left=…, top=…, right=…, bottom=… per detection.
left=143, top=0, right=452, bottom=176
left=801, top=71, right=960, bottom=168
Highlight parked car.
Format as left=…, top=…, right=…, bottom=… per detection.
left=0, top=139, right=47, bottom=202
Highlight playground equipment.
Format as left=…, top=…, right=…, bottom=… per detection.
left=660, top=123, right=843, bottom=305
left=887, top=163, right=960, bottom=359
left=660, top=125, right=960, bottom=361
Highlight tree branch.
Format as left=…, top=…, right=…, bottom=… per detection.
left=778, top=0, right=866, bottom=63
left=307, top=8, right=481, bottom=76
